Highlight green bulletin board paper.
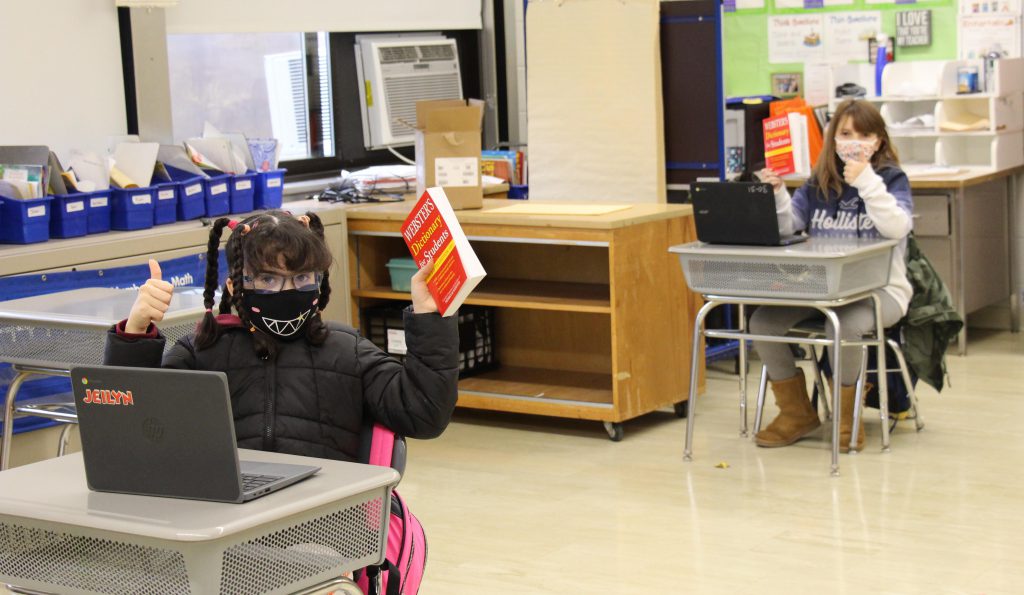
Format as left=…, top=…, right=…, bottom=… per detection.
left=724, top=0, right=958, bottom=98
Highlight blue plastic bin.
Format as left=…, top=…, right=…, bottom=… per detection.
left=176, top=177, right=206, bottom=220
left=0, top=196, right=53, bottom=244
left=203, top=174, right=231, bottom=217
left=87, top=190, right=112, bottom=233
left=153, top=182, right=179, bottom=225
left=110, top=187, right=155, bottom=231
left=162, top=165, right=206, bottom=221
left=49, top=193, right=89, bottom=238
left=508, top=184, right=528, bottom=199
left=254, top=169, right=286, bottom=210
left=229, top=172, right=257, bottom=214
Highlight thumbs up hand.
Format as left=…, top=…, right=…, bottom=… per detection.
left=125, top=259, right=175, bottom=334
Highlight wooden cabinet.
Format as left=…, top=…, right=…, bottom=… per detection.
left=346, top=200, right=705, bottom=440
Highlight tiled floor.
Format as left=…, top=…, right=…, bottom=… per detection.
left=402, top=329, right=1024, bottom=594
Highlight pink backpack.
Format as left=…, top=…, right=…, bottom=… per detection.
left=356, top=425, right=427, bottom=595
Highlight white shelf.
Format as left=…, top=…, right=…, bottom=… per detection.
left=853, top=59, right=1024, bottom=172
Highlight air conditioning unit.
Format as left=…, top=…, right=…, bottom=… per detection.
left=355, top=34, right=463, bottom=150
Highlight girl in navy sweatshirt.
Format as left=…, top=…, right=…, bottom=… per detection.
left=752, top=99, right=913, bottom=452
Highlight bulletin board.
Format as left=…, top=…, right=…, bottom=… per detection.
left=724, top=0, right=958, bottom=98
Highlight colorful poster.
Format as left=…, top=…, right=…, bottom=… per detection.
left=768, top=14, right=825, bottom=64
left=958, top=15, right=1022, bottom=58
left=824, top=11, right=882, bottom=64
left=960, top=0, right=1022, bottom=15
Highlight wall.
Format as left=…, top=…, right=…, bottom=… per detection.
left=164, top=0, right=483, bottom=34
left=0, top=0, right=127, bottom=163
left=723, top=0, right=958, bottom=98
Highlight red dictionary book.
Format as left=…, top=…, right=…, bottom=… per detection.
left=400, top=187, right=487, bottom=317
left=762, top=114, right=796, bottom=177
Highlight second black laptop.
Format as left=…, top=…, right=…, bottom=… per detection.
left=691, top=181, right=807, bottom=246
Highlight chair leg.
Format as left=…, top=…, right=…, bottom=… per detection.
left=887, top=338, right=925, bottom=432
left=753, top=364, right=768, bottom=435
left=808, top=345, right=831, bottom=421
left=849, top=345, right=869, bottom=454
left=57, top=424, right=74, bottom=457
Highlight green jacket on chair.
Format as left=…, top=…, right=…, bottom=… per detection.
left=902, top=235, right=963, bottom=391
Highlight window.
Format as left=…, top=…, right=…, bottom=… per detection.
left=162, top=29, right=482, bottom=177
left=166, top=32, right=334, bottom=162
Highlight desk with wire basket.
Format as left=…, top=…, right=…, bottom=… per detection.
left=670, top=237, right=898, bottom=476
left=0, top=287, right=208, bottom=470
left=0, top=449, right=398, bottom=595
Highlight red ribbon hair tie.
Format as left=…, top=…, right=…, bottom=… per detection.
left=227, top=220, right=250, bottom=234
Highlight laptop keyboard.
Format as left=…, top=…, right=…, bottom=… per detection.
left=241, top=473, right=283, bottom=492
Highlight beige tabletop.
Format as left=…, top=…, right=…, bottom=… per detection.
left=346, top=198, right=694, bottom=230
left=784, top=165, right=1023, bottom=190
left=0, top=449, right=399, bottom=541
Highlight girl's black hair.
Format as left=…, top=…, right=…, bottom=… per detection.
left=194, top=210, right=334, bottom=358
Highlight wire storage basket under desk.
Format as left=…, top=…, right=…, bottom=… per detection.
left=670, top=238, right=896, bottom=300
left=0, top=451, right=398, bottom=595
left=0, top=287, right=208, bottom=365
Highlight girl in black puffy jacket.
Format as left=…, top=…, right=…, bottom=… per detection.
left=104, top=210, right=460, bottom=462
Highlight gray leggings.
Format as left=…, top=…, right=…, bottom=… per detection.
left=749, top=290, right=903, bottom=386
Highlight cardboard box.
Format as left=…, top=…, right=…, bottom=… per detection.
left=415, top=99, right=485, bottom=210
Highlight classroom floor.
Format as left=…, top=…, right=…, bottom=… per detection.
left=401, top=329, right=1024, bottom=594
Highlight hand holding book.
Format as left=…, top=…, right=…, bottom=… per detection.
left=410, top=259, right=438, bottom=314
left=401, top=188, right=487, bottom=317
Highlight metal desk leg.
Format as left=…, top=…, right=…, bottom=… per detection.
left=57, top=423, right=74, bottom=457
left=954, top=186, right=968, bottom=355
left=873, top=293, right=891, bottom=452
left=684, top=300, right=718, bottom=462
left=291, top=576, right=364, bottom=595
left=2, top=371, right=33, bottom=471
left=2, top=364, right=73, bottom=471
left=850, top=346, right=868, bottom=455
left=753, top=363, right=768, bottom=435
left=822, top=309, right=842, bottom=477
left=1008, top=172, right=1020, bottom=333
left=738, top=303, right=748, bottom=437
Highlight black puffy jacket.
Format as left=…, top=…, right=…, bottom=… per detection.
left=104, top=309, right=460, bottom=462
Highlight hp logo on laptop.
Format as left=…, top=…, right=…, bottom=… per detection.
left=142, top=418, right=164, bottom=443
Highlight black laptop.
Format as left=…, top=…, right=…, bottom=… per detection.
left=691, top=181, right=807, bottom=246
left=70, top=365, right=320, bottom=503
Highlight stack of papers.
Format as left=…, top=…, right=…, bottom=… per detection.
left=0, top=146, right=50, bottom=200
left=939, top=114, right=991, bottom=132
left=185, top=122, right=280, bottom=174
left=342, top=165, right=504, bottom=196
left=890, top=114, right=936, bottom=130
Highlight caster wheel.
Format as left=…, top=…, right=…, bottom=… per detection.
left=603, top=421, right=624, bottom=442
left=673, top=401, right=689, bottom=418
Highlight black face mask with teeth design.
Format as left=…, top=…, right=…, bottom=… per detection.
left=242, top=289, right=319, bottom=341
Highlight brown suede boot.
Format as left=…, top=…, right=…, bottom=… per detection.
left=838, top=383, right=866, bottom=453
left=755, top=369, right=820, bottom=447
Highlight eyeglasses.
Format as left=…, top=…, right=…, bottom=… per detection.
left=242, top=271, right=323, bottom=294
